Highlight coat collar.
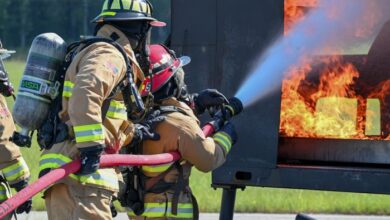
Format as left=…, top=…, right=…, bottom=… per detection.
left=96, top=24, right=145, bottom=82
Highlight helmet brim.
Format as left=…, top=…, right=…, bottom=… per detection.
left=178, top=56, right=191, bottom=68
left=0, top=49, right=15, bottom=54
left=150, top=21, right=166, bottom=27
left=92, top=11, right=164, bottom=27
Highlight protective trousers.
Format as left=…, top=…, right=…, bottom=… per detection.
left=44, top=183, right=114, bottom=220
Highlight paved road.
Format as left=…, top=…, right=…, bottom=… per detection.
left=16, top=212, right=390, bottom=220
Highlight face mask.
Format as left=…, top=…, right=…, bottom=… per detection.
left=110, top=21, right=151, bottom=48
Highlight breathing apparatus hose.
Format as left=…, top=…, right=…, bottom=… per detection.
left=0, top=97, right=243, bottom=218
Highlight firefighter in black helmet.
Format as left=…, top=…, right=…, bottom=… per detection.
left=40, top=1, right=165, bottom=219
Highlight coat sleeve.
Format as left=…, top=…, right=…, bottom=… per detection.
left=0, top=95, right=30, bottom=185
left=175, top=117, right=231, bottom=173
left=68, top=44, right=126, bottom=149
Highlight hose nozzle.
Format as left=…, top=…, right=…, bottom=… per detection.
left=202, top=97, right=244, bottom=137
left=225, top=97, right=243, bottom=118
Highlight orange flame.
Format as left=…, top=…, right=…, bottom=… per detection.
left=284, top=0, right=318, bottom=35
left=280, top=56, right=389, bottom=140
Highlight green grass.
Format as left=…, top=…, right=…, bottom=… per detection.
left=4, top=60, right=390, bottom=214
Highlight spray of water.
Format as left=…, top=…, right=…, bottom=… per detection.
left=235, top=0, right=380, bottom=108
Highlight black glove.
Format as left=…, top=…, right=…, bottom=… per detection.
left=110, top=201, right=118, bottom=218
left=193, top=89, right=229, bottom=115
left=78, top=146, right=104, bottom=175
left=12, top=180, right=32, bottom=214
left=219, top=122, right=238, bottom=145
left=129, top=109, right=166, bottom=148
left=0, top=80, right=14, bottom=97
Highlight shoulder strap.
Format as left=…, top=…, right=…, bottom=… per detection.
left=156, top=105, right=189, bottom=116
left=80, top=37, right=145, bottom=122
left=70, top=37, right=133, bottom=120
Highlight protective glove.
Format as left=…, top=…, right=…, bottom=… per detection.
left=78, top=145, right=104, bottom=175
left=128, top=109, right=166, bottom=148
left=110, top=201, right=118, bottom=218
left=193, top=89, right=229, bottom=115
left=0, top=80, right=14, bottom=97
left=12, top=180, right=32, bottom=214
left=219, top=122, right=238, bottom=145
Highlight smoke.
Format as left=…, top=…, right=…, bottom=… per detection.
left=235, top=0, right=389, bottom=108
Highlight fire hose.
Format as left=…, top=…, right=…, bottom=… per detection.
left=0, top=97, right=243, bottom=218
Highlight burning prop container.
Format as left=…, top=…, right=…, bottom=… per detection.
left=168, top=0, right=390, bottom=219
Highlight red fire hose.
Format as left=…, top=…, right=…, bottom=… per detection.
left=0, top=153, right=181, bottom=218
left=0, top=127, right=216, bottom=218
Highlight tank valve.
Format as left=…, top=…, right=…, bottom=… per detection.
left=11, top=130, right=32, bottom=148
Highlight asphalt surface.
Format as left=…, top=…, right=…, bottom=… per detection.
left=15, top=212, right=390, bottom=220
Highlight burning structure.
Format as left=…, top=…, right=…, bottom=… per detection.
left=279, top=1, right=390, bottom=164
left=168, top=0, right=390, bottom=219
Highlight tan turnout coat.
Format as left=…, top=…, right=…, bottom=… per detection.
left=39, top=24, right=144, bottom=193
left=128, top=98, right=232, bottom=220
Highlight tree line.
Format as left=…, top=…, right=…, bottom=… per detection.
left=0, top=0, right=170, bottom=53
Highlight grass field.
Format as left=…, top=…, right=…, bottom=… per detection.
left=4, top=60, right=390, bottom=214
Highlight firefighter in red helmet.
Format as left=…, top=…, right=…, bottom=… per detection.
left=120, top=44, right=237, bottom=219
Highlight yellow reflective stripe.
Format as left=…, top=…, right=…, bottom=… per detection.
left=64, top=81, right=74, bottom=88
left=63, top=81, right=74, bottom=98
left=0, top=184, right=9, bottom=201
left=142, top=162, right=174, bottom=173
left=226, top=105, right=235, bottom=115
left=122, top=0, right=131, bottom=10
left=2, top=158, right=29, bottom=182
left=128, top=202, right=193, bottom=218
left=139, top=1, right=147, bottom=13
left=132, top=1, right=141, bottom=12
left=365, top=98, right=381, bottom=136
left=62, top=91, right=72, bottom=98
left=73, top=124, right=104, bottom=143
left=167, top=202, right=193, bottom=218
left=111, top=0, right=121, bottom=9
left=213, top=132, right=232, bottom=153
left=40, top=153, right=72, bottom=163
left=39, top=153, right=118, bottom=189
left=39, top=153, right=73, bottom=172
left=128, top=203, right=165, bottom=218
left=100, top=11, right=116, bottom=17
left=102, top=0, right=109, bottom=10
left=107, top=100, right=127, bottom=120
left=77, top=169, right=119, bottom=189
left=146, top=3, right=151, bottom=14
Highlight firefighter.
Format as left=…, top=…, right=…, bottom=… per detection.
left=122, top=44, right=238, bottom=220
left=38, top=1, right=165, bottom=219
left=0, top=42, right=31, bottom=218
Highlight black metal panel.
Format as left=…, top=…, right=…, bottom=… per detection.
left=212, top=0, right=284, bottom=180
left=170, top=0, right=284, bottom=185
left=212, top=164, right=390, bottom=195
left=279, top=138, right=390, bottom=164
left=171, top=0, right=390, bottom=197
left=170, top=0, right=218, bottom=91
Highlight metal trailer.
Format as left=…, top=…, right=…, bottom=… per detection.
left=164, top=0, right=390, bottom=219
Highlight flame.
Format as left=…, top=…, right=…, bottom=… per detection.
left=284, top=0, right=318, bottom=35
left=279, top=56, right=389, bottom=140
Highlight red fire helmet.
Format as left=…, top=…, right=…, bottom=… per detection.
left=140, top=44, right=191, bottom=97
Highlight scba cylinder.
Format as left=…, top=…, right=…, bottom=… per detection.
left=13, top=33, right=67, bottom=145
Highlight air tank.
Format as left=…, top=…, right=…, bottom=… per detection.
left=13, top=33, right=67, bottom=146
